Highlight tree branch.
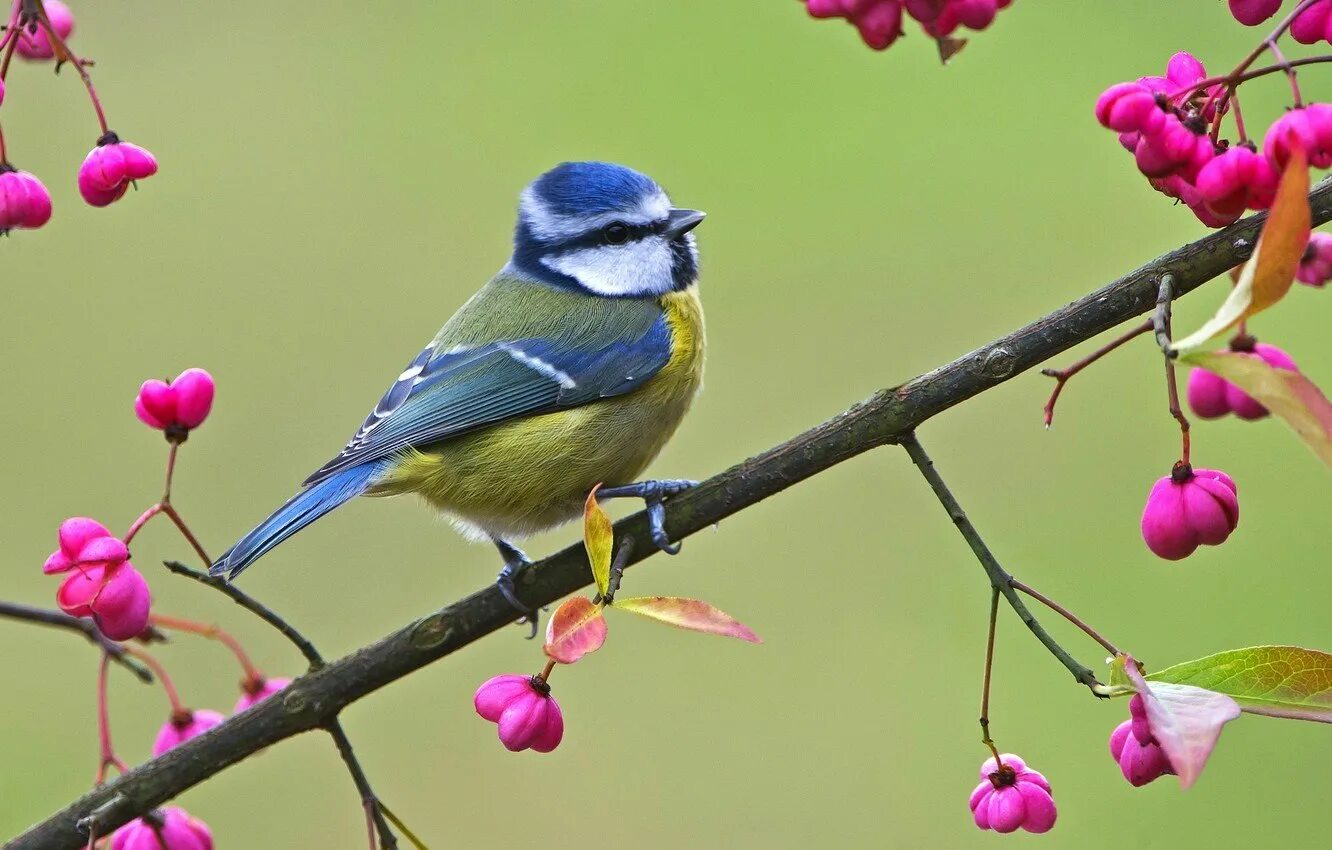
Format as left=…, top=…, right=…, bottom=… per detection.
left=13, top=181, right=1332, bottom=849
left=0, top=601, right=154, bottom=684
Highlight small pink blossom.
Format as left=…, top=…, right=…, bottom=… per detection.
left=135, top=368, right=216, bottom=435
left=0, top=168, right=53, bottom=232
left=15, top=0, right=74, bottom=61
left=1109, top=698, right=1176, bottom=787
left=968, top=753, right=1057, bottom=834
left=56, top=562, right=151, bottom=641
left=1140, top=465, right=1239, bottom=560
left=1297, top=232, right=1332, bottom=286
left=234, top=676, right=292, bottom=714
left=78, top=134, right=159, bottom=207
left=153, top=709, right=226, bottom=757
left=1230, top=0, right=1283, bottom=26
left=1186, top=343, right=1298, bottom=420
left=111, top=807, right=213, bottom=850
left=474, top=674, right=564, bottom=753
left=43, top=517, right=129, bottom=575
left=1264, top=103, right=1332, bottom=170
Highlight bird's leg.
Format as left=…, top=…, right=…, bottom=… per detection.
left=493, top=539, right=539, bottom=639
left=596, top=479, right=697, bottom=555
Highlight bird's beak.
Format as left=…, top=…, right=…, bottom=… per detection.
left=665, top=208, right=706, bottom=238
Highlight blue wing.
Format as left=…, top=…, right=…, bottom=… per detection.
left=302, top=313, right=674, bottom=486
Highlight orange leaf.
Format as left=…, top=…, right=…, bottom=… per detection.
left=543, top=596, right=608, bottom=664
left=583, top=485, right=613, bottom=597
left=1173, top=147, right=1311, bottom=354
left=1186, top=350, right=1332, bottom=467
left=614, top=596, right=761, bottom=644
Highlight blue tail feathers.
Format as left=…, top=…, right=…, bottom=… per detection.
left=210, top=460, right=389, bottom=580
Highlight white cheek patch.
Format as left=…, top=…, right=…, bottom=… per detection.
left=520, top=188, right=672, bottom=243
left=542, top=239, right=675, bottom=297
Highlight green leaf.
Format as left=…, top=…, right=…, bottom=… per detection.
left=583, top=485, right=613, bottom=597
left=1149, top=646, right=1332, bottom=723
left=1172, top=147, right=1311, bottom=356
left=613, top=596, right=761, bottom=643
left=1182, top=350, right=1332, bottom=468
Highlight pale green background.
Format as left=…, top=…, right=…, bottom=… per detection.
left=2, top=2, right=1328, bottom=847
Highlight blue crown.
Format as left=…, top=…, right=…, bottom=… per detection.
left=528, top=161, right=660, bottom=217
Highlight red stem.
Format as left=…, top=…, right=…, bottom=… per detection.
left=124, top=646, right=186, bottom=714
left=93, top=652, right=129, bottom=786
left=149, top=612, right=262, bottom=681
left=0, top=1, right=20, bottom=67
left=30, top=1, right=109, bottom=134
left=123, top=503, right=163, bottom=547
left=162, top=503, right=212, bottom=567
left=1041, top=320, right=1153, bottom=427
left=1008, top=578, right=1122, bottom=657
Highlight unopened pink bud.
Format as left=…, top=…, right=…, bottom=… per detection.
left=1230, top=0, right=1283, bottom=26
left=111, top=807, right=213, bottom=850
left=1095, top=83, right=1166, bottom=135
left=1291, top=0, right=1332, bottom=45
left=1265, top=103, right=1332, bottom=170
left=78, top=136, right=159, bottom=208
left=1187, top=368, right=1231, bottom=419
left=1298, top=232, right=1332, bottom=287
left=234, top=677, right=292, bottom=714
left=474, top=674, right=564, bottom=753
left=0, top=168, right=53, bottom=231
left=153, top=709, right=226, bottom=757
left=135, top=369, right=216, bottom=434
left=1140, top=466, right=1239, bottom=560
left=969, top=753, right=1057, bottom=834
left=15, top=1, right=74, bottom=61
left=1109, top=718, right=1175, bottom=786
left=1196, top=146, right=1279, bottom=217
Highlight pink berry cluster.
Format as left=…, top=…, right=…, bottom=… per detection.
left=968, top=754, right=1057, bottom=834
left=1108, top=695, right=1175, bottom=786
left=801, top=0, right=1012, bottom=52
left=0, top=1, right=158, bottom=234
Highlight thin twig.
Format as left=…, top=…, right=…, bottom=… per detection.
left=15, top=187, right=1332, bottom=849
left=1008, top=578, right=1121, bottom=657
left=326, top=720, right=398, bottom=850
left=163, top=561, right=323, bottom=668
left=1153, top=275, right=1191, bottom=464
left=1041, top=319, right=1153, bottom=427
left=0, top=601, right=153, bottom=683
left=898, top=432, right=1102, bottom=692
left=978, top=587, right=1001, bottom=763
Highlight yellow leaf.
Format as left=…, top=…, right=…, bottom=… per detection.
left=614, top=596, right=761, bottom=643
left=1172, top=147, right=1310, bottom=355
left=1185, top=350, right=1332, bottom=467
left=583, top=485, right=612, bottom=597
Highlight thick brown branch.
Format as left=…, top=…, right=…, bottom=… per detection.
left=13, top=181, right=1332, bottom=849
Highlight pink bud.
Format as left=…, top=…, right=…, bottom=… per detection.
left=111, top=807, right=213, bottom=850
left=78, top=136, right=159, bottom=208
left=233, top=677, right=292, bottom=714
left=1265, top=103, right=1332, bottom=170
left=135, top=369, right=216, bottom=433
left=1298, top=232, right=1332, bottom=286
left=1140, top=466, right=1239, bottom=560
left=0, top=168, right=53, bottom=231
left=56, top=562, right=152, bottom=640
left=854, top=1, right=904, bottom=50
left=1165, top=52, right=1208, bottom=89
left=1227, top=343, right=1298, bottom=420
left=969, top=753, right=1057, bottom=834
left=1230, top=0, right=1283, bottom=25
left=1095, top=83, right=1166, bottom=135
left=474, top=674, right=564, bottom=753
left=1186, top=367, right=1232, bottom=419
left=15, top=1, right=74, bottom=61
left=1291, top=0, right=1332, bottom=44
left=153, top=709, right=226, bottom=757
left=1196, top=145, right=1279, bottom=217
left=1109, top=718, right=1175, bottom=786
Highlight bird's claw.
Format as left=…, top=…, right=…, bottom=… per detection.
left=598, top=478, right=698, bottom=555
left=495, top=542, right=540, bottom=638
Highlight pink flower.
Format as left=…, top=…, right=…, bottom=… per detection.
left=1195, top=145, right=1279, bottom=217
left=1140, top=465, right=1239, bottom=560
left=1108, top=696, right=1175, bottom=786
left=0, top=167, right=53, bottom=232
left=474, top=674, right=564, bottom=753
left=43, top=517, right=129, bottom=575
left=1291, top=0, right=1332, bottom=45
left=135, top=368, right=216, bottom=435
left=1264, top=104, right=1332, bottom=170
left=1230, top=0, right=1283, bottom=26
left=77, top=134, right=159, bottom=207
left=968, top=753, right=1057, bottom=834
left=153, top=709, right=226, bottom=757
left=56, top=562, right=151, bottom=641
left=234, top=677, right=292, bottom=714
left=111, top=807, right=213, bottom=850
left=1186, top=343, right=1298, bottom=420
left=15, top=0, right=74, bottom=60
left=1297, top=232, right=1332, bottom=286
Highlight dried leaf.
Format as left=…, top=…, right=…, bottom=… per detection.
left=543, top=597, right=608, bottom=664
left=614, top=596, right=760, bottom=644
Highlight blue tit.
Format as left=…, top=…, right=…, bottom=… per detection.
left=210, top=161, right=706, bottom=625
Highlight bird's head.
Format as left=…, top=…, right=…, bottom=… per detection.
left=510, top=161, right=704, bottom=297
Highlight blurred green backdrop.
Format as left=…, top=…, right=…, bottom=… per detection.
left=3, top=1, right=1329, bottom=847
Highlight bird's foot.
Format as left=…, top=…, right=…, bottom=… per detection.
left=494, top=540, right=540, bottom=639
left=596, top=479, right=698, bottom=555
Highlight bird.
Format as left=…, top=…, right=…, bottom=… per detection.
left=210, top=161, right=707, bottom=628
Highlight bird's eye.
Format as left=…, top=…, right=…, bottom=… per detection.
left=602, top=222, right=630, bottom=245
